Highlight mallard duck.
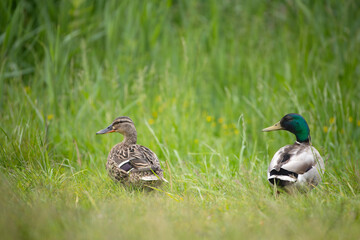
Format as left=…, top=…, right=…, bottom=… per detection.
left=96, top=116, right=167, bottom=187
left=262, top=113, right=325, bottom=192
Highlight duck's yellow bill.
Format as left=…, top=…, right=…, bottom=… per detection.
left=262, top=121, right=284, bottom=132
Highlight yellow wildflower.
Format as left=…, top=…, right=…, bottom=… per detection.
left=152, top=111, right=158, bottom=118
left=47, top=114, right=54, bottom=121
left=206, top=116, right=212, bottom=122
left=234, top=130, right=240, bottom=135
left=357, top=120, right=360, bottom=127
left=194, top=139, right=199, bottom=144
left=218, top=118, right=224, bottom=124
left=323, top=126, right=328, bottom=133
left=329, top=117, right=335, bottom=124
left=222, top=124, right=228, bottom=130
left=148, top=119, right=155, bottom=125
left=349, top=117, right=353, bottom=123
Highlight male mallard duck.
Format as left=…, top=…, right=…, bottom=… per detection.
left=262, top=113, right=325, bottom=192
left=96, top=116, right=167, bottom=187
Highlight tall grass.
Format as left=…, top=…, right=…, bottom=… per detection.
left=1, top=0, right=360, bottom=239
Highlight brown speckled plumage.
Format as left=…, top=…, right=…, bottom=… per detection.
left=97, top=116, right=167, bottom=187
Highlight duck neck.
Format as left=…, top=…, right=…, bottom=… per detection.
left=123, top=132, right=137, bottom=145
left=294, top=129, right=310, bottom=143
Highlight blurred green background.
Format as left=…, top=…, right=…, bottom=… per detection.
left=1, top=0, right=360, bottom=239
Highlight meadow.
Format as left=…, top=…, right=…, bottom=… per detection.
left=1, top=0, right=360, bottom=239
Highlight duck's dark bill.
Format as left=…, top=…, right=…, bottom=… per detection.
left=96, top=125, right=115, bottom=134
left=262, top=121, right=284, bottom=132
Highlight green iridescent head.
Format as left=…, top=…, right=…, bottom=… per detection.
left=262, top=113, right=310, bottom=143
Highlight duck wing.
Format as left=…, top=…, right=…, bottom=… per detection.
left=268, top=143, right=324, bottom=185
left=108, top=144, right=160, bottom=172
left=129, top=145, right=166, bottom=182
left=269, top=144, right=313, bottom=173
left=128, top=145, right=161, bottom=170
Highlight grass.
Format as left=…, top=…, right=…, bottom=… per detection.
left=1, top=0, right=360, bottom=239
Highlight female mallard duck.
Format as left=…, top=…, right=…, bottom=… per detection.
left=96, top=116, right=167, bottom=187
left=262, top=113, right=325, bottom=192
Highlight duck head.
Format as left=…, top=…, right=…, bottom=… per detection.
left=262, top=113, right=310, bottom=143
left=96, top=116, right=137, bottom=143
